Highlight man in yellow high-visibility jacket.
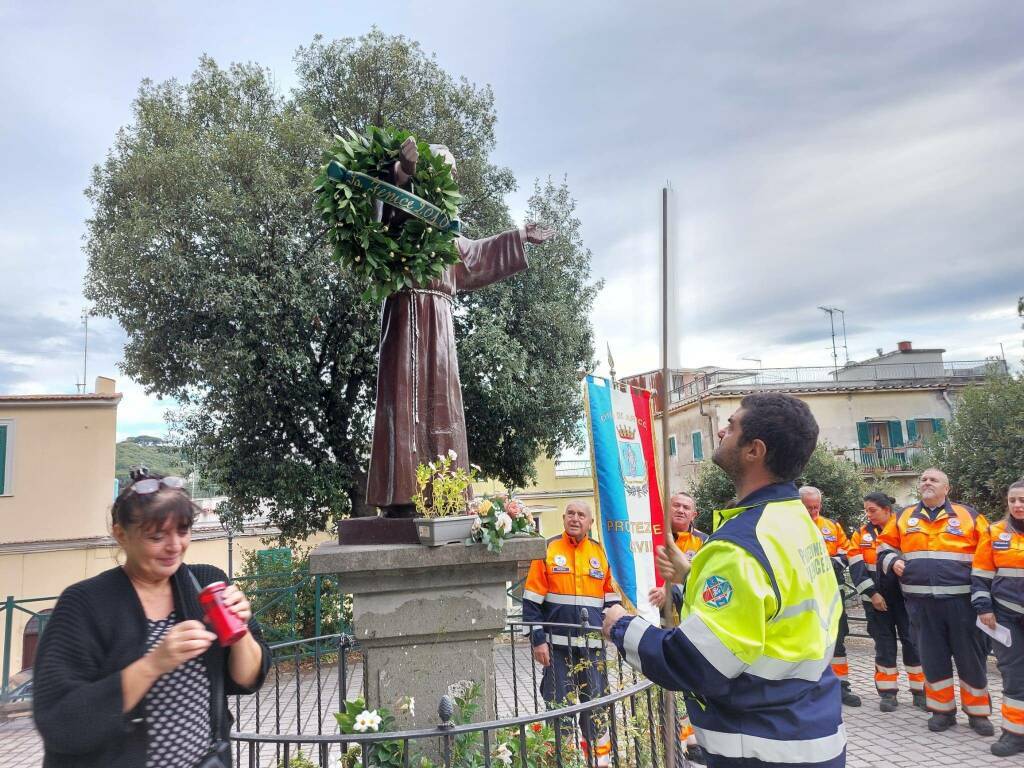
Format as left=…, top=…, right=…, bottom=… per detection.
left=603, top=393, right=845, bottom=768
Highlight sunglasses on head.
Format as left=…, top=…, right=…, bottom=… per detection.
left=131, top=476, right=187, bottom=495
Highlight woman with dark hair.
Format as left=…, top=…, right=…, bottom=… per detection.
left=32, top=469, right=270, bottom=767
left=848, top=491, right=924, bottom=712
left=972, top=479, right=1024, bottom=756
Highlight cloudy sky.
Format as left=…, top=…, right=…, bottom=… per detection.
left=2, top=1, right=1022, bottom=438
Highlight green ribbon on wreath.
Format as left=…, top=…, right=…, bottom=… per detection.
left=326, top=161, right=462, bottom=235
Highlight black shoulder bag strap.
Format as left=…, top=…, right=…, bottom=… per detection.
left=186, top=565, right=232, bottom=768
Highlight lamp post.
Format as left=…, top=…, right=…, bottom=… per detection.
left=218, top=509, right=235, bottom=580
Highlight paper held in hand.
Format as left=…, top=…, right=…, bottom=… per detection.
left=976, top=616, right=1013, bottom=647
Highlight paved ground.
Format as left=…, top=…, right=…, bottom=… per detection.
left=0, top=635, right=1014, bottom=767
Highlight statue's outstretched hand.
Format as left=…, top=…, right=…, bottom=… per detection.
left=399, top=136, right=419, bottom=176
left=524, top=222, right=555, bottom=244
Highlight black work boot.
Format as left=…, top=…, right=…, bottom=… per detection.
left=841, top=683, right=861, bottom=707
left=991, top=731, right=1024, bottom=757
left=969, top=716, right=995, bottom=737
left=928, top=712, right=956, bottom=732
left=911, top=691, right=927, bottom=710
left=879, top=693, right=898, bottom=712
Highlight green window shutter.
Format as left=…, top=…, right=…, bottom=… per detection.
left=0, top=424, right=6, bottom=494
left=932, top=418, right=946, bottom=437
left=856, top=421, right=870, bottom=448
left=668, top=435, right=677, bottom=457
left=887, top=421, right=904, bottom=448
left=692, top=431, right=704, bottom=461
left=905, top=420, right=918, bottom=443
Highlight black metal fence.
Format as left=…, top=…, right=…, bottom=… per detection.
left=230, top=620, right=685, bottom=768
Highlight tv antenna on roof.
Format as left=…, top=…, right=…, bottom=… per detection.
left=818, top=306, right=849, bottom=373
left=75, top=309, right=90, bottom=393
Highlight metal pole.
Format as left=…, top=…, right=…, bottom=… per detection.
left=819, top=307, right=839, bottom=376
left=660, top=186, right=679, bottom=767
left=82, top=310, right=89, bottom=392
left=2, top=596, right=13, bottom=699
left=838, top=309, right=849, bottom=365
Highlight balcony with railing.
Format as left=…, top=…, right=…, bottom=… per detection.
left=553, top=458, right=592, bottom=478
left=668, top=359, right=1006, bottom=405
left=837, top=445, right=927, bottom=475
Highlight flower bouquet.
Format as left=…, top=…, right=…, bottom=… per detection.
left=469, top=494, right=538, bottom=553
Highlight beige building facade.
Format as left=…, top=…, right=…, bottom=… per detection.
left=0, top=379, right=297, bottom=682
left=632, top=343, right=1003, bottom=506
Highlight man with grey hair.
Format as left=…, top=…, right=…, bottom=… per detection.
left=877, top=468, right=993, bottom=735
left=802, top=485, right=861, bottom=707
left=522, top=501, right=619, bottom=766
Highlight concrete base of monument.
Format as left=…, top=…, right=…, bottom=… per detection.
left=309, top=536, right=547, bottom=738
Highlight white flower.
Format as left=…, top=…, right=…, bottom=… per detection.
left=471, top=517, right=483, bottom=534
left=406, top=697, right=415, bottom=717
left=353, top=709, right=381, bottom=732
left=448, top=448, right=458, bottom=460
left=494, top=743, right=513, bottom=766
left=495, top=512, right=513, bottom=535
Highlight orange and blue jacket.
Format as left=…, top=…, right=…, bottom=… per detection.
left=670, top=528, right=708, bottom=610
left=523, top=532, right=620, bottom=648
left=676, top=528, right=708, bottom=556
left=813, top=515, right=850, bottom=580
left=876, top=500, right=988, bottom=598
left=848, top=523, right=884, bottom=600
left=971, top=519, right=1024, bottom=617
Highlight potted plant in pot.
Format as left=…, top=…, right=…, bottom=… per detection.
left=412, top=450, right=479, bottom=546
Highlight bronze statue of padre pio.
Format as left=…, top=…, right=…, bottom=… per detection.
left=366, top=138, right=553, bottom=518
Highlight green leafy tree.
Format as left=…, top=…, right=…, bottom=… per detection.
left=236, top=547, right=350, bottom=644
left=459, top=179, right=600, bottom=489
left=115, top=439, right=188, bottom=487
left=925, top=373, right=1024, bottom=519
left=85, top=30, right=595, bottom=539
left=689, top=444, right=866, bottom=533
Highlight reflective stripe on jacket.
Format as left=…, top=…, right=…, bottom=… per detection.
left=876, top=500, right=988, bottom=598
left=523, top=532, right=620, bottom=646
left=611, top=482, right=845, bottom=768
left=972, top=519, right=1024, bottom=616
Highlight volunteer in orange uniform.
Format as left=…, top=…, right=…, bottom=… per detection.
left=648, top=491, right=708, bottom=610
left=876, top=468, right=993, bottom=735
left=523, top=501, right=619, bottom=766
left=972, top=480, right=1024, bottom=756
left=801, top=485, right=861, bottom=707
left=848, top=492, right=924, bottom=711
left=647, top=491, right=708, bottom=764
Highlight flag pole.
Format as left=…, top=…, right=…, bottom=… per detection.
left=660, top=185, right=680, bottom=765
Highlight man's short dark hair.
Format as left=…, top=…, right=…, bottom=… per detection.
left=738, top=393, right=819, bottom=481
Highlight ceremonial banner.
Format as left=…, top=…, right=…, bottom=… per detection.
left=584, top=375, right=667, bottom=624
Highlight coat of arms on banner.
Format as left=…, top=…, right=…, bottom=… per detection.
left=614, top=414, right=648, bottom=495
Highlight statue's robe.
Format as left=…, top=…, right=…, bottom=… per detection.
left=366, top=230, right=527, bottom=508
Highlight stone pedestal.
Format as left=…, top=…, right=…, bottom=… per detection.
left=309, top=536, right=546, bottom=731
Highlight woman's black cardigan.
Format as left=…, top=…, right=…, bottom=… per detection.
left=32, top=563, right=271, bottom=768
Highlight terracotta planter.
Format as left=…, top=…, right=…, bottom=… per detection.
left=414, top=514, right=477, bottom=546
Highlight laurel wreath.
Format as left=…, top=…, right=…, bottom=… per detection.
left=314, top=125, right=462, bottom=302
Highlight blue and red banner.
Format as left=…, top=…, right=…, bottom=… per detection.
left=584, top=375, right=667, bottom=624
